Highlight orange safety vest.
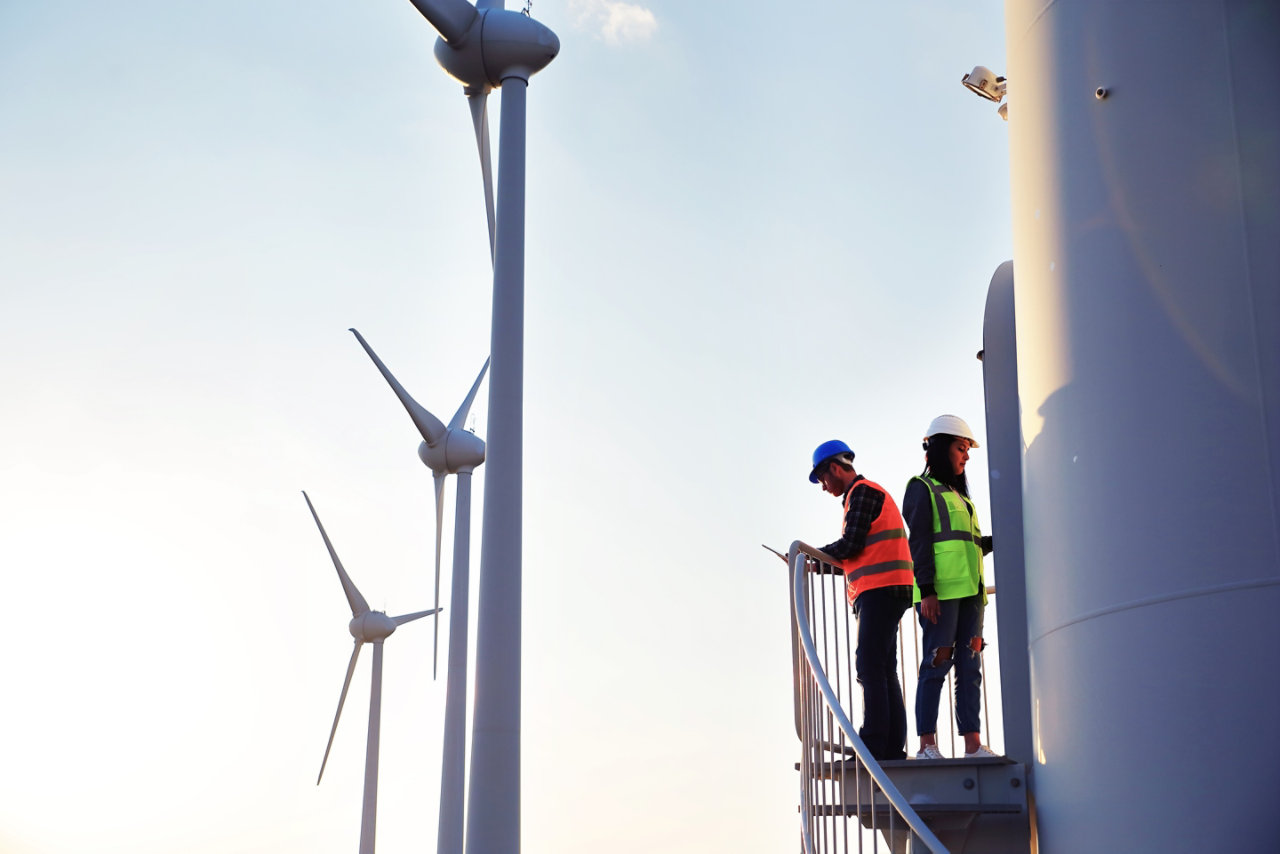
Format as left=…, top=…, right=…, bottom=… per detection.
left=838, top=478, right=915, bottom=606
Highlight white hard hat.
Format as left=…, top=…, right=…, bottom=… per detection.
left=924, top=414, right=979, bottom=448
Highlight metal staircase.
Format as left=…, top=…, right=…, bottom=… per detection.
left=788, top=542, right=1033, bottom=853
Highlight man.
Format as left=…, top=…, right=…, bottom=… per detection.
left=810, top=439, right=915, bottom=761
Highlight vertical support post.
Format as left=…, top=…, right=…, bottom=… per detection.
left=981, top=262, right=1037, bottom=850
left=438, top=471, right=475, bottom=854
left=466, top=77, right=528, bottom=854
left=980, top=261, right=1034, bottom=771
left=361, top=642, right=384, bottom=854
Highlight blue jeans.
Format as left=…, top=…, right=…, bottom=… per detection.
left=853, top=585, right=911, bottom=760
left=915, top=592, right=985, bottom=737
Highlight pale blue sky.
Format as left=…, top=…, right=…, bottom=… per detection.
left=0, top=2, right=1010, bottom=852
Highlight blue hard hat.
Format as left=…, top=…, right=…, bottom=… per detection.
left=809, top=439, right=854, bottom=483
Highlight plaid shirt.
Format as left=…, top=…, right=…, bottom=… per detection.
left=820, top=475, right=885, bottom=561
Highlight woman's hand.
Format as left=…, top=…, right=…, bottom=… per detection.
left=920, top=594, right=940, bottom=624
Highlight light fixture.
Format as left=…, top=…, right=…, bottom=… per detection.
left=962, top=65, right=1006, bottom=101
left=962, top=65, right=1008, bottom=121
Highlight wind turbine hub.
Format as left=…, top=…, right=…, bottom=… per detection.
left=446, top=428, right=486, bottom=472
left=418, top=428, right=486, bottom=474
left=434, top=9, right=559, bottom=88
left=419, top=439, right=444, bottom=471
left=349, top=611, right=397, bottom=643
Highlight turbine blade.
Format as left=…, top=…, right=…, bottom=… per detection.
left=405, top=0, right=478, bottom=44
left=448, top=357, right=491, bottom=431
left=303, top=491, right=370, bottom=616
left=466, top=88, right=496, bottom=266
left=349, top=328, right=447, bottom=446
left=318, top=642, right=363, bottom=785
left=431, top=471, right=446, bottom=679
left=393, top=607, right=442, bottom=626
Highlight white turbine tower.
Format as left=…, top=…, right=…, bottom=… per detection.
left=347, top=327, right=487, bottom=854
left=398, top=2, right=558, bottom=851
left=305, top=491, right=440, bottom=854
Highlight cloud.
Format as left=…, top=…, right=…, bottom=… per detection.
left=568, top=0, right=658, bottom=45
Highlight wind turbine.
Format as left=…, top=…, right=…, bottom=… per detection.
left=350, top=327, right=487, bottom=679
left=305, top=490, right=440, bottom=854
left=347, top=327, right=486, bottom=854
left=399, top=1, right=558, bottom=851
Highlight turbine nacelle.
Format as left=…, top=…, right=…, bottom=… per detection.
left=417, top=428, right=486, bottom=474
left=349, top=611, right=398, bottom=643
left=433, top=9, right=559, bottom=88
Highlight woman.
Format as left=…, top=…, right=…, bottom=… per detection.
left=904, top=415, right=996, bottom=760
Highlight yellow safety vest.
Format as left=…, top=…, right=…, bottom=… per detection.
left=912, top=475, right=985, bottom=603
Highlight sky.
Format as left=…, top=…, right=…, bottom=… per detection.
left=0, top=2, right=1011, bottom=852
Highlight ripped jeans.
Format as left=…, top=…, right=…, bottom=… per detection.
left=914, top=592, right=985, bottom=736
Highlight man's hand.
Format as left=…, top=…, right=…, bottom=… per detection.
left=920, top=594, right=941, bottom=624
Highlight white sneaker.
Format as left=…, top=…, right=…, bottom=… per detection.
left=915, top=745, right=945, bottom=760
left=964, top=745, right=999, bottom=758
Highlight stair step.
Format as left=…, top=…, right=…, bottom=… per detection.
left=797, top=755, right=1014, bottom=778
left=811, top=802, right=1023, bottom=817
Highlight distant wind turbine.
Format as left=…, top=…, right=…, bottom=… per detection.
left=305, top=491, right=440, bottom=854
left=347, top=328, right=487, bottom=854
left=348, top=327, right=487, bottom=679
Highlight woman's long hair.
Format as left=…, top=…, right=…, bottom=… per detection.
left=923, top=433, right=969, bottom=496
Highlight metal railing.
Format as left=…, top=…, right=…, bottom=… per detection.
left=790, top=540, right=1000, bottom=854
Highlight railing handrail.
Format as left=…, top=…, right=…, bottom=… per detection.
left=790, top=539, right=950, bottom=854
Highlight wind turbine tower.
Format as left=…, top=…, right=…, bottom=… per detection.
left=305, top=491, right=440, bottom=854
left=399, top=1, right=559, bottom=851
left=998, top=2, right=1279, bottom=850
